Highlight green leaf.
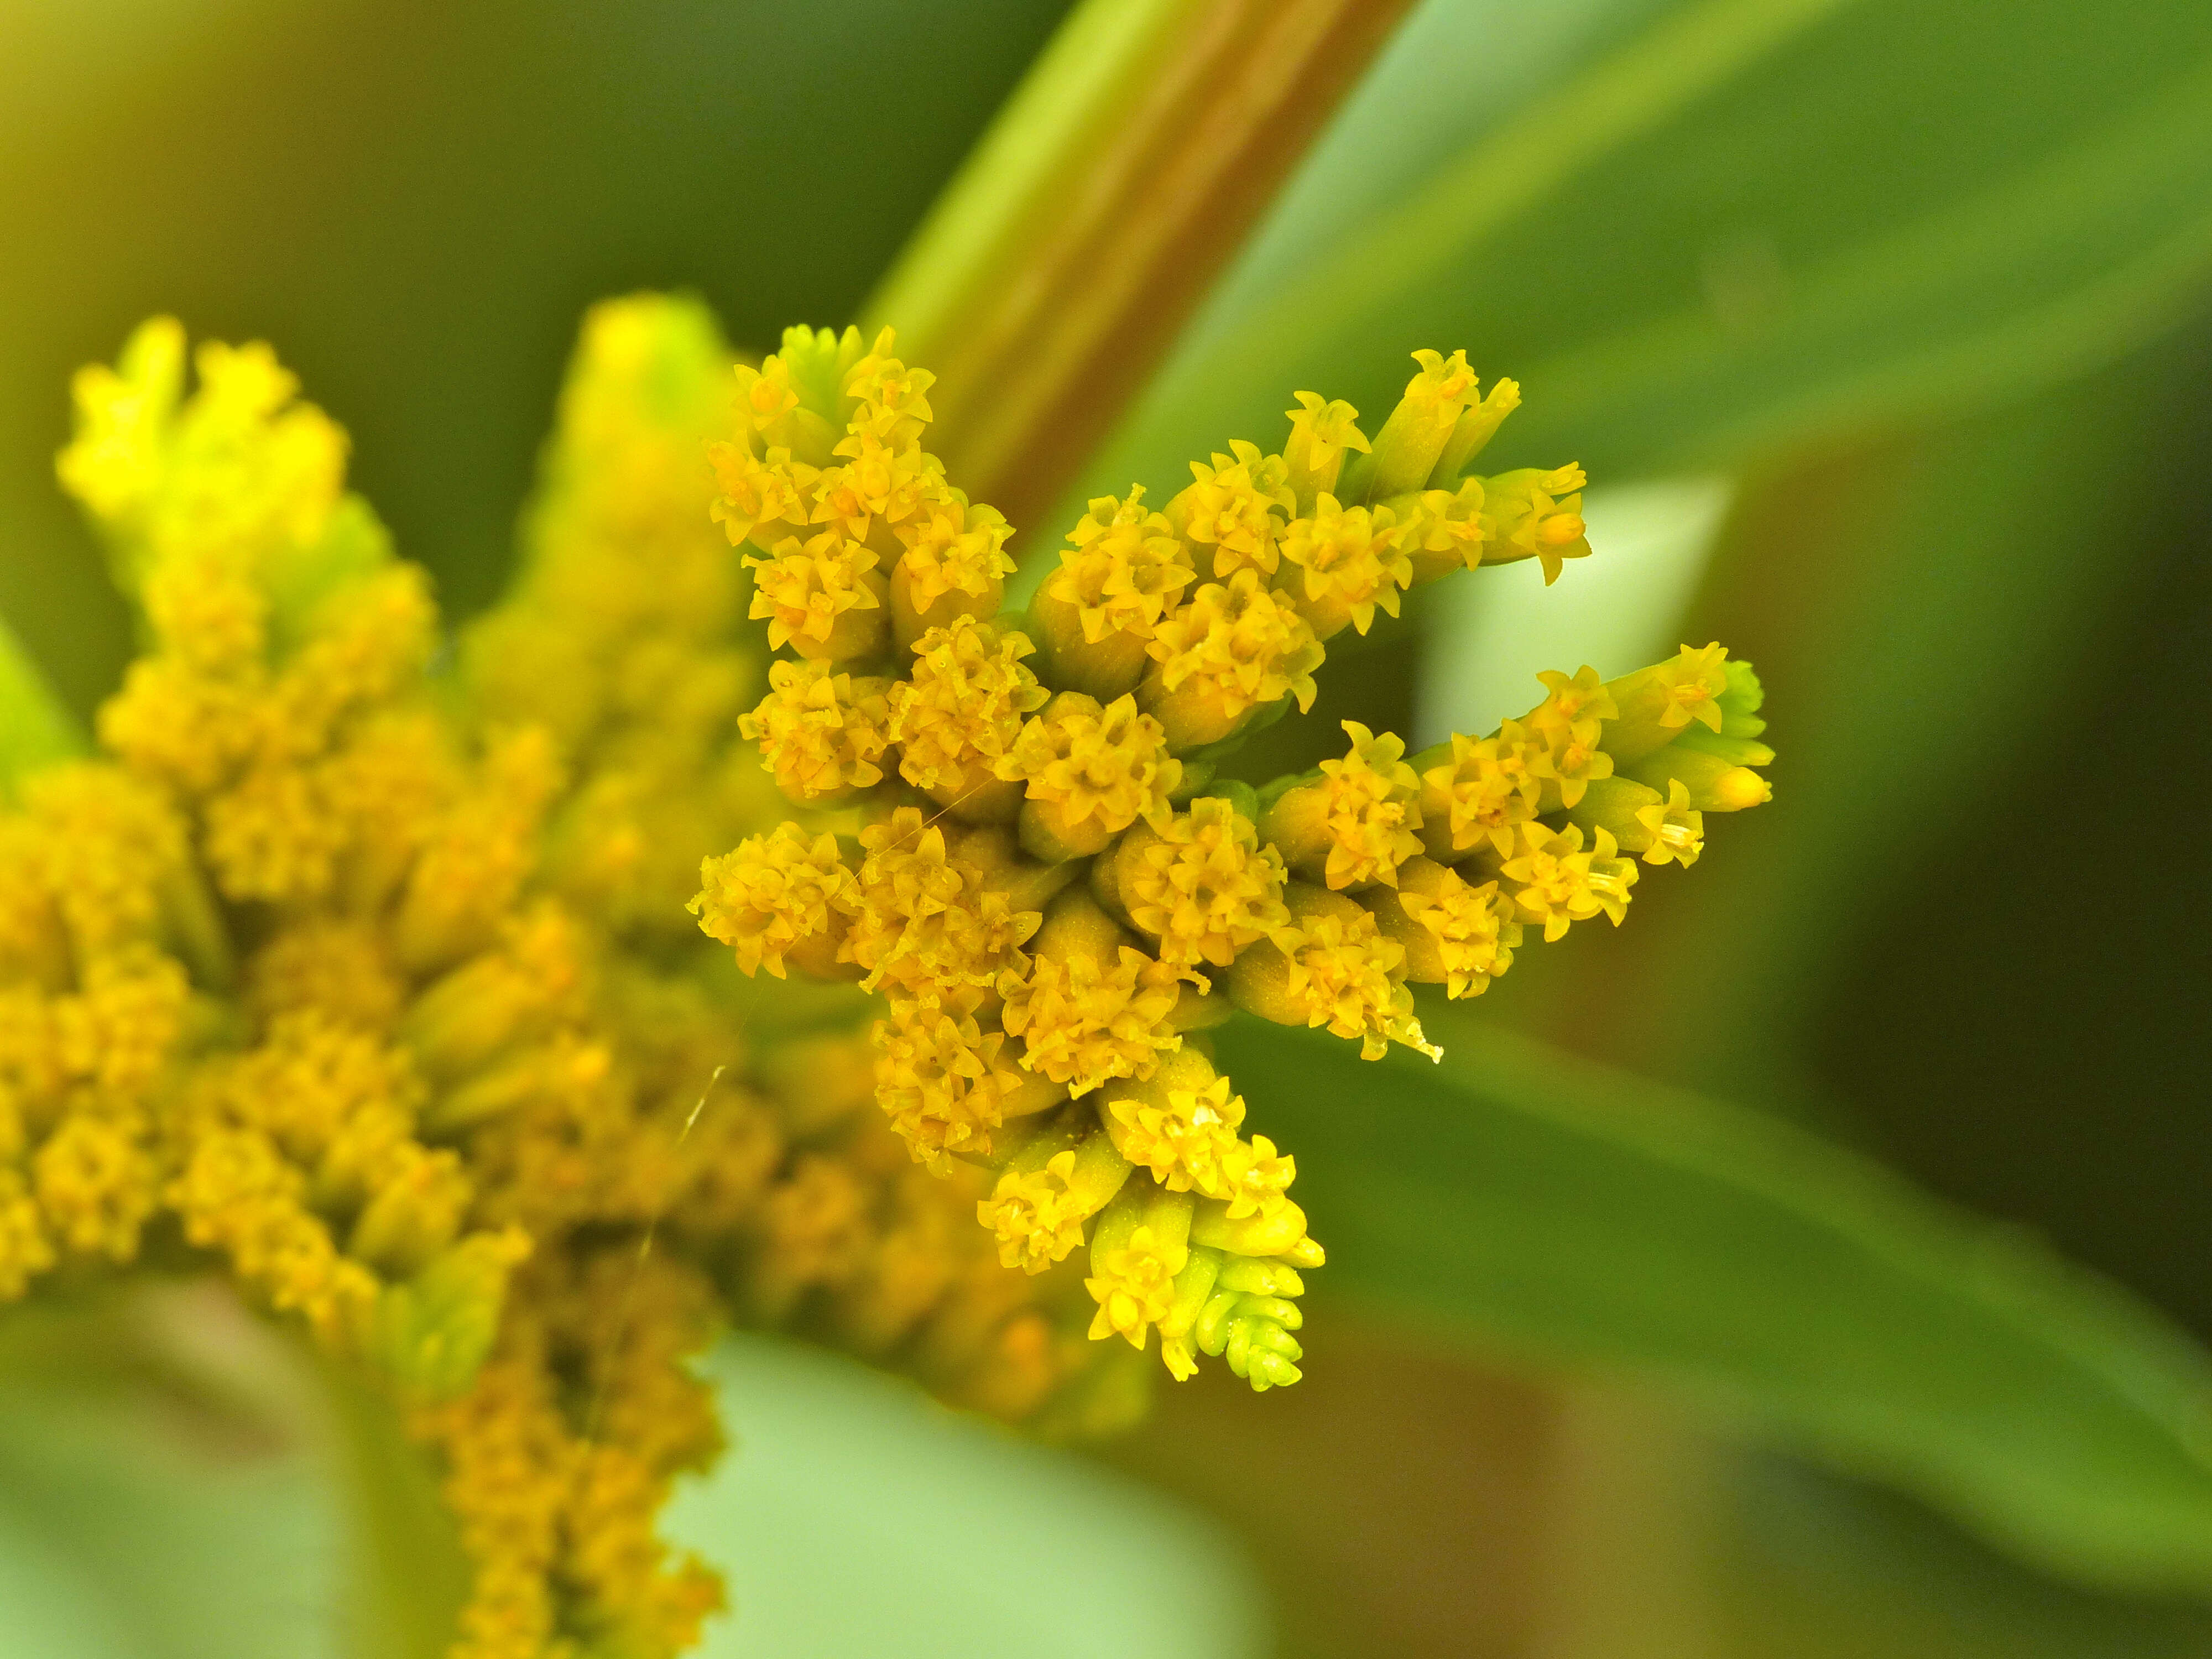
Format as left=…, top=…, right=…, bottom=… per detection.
left=0, top=1284, right=467, bottom=1659
left=0, top=1287, right=346, bottom=1659
left=1076, top=0, right=2212, bottom=508
left=1211, top=1009, right=2212, bottom=1597
left=1530, top=301, right=2200, bottom=1113
left=0, top=609, right=86, bottom=791
left=665, top=1333, right=1267, bottom=1658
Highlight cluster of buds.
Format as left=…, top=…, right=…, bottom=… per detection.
left=692, top=328, right=1773, bottom=1391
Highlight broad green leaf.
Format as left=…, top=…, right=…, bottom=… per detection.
left=669, top=1333, right=1268, bottom=1658
left=1118, top=1342, right=2212, bottom=1659
left=1714, top=1452, right=2212, bottom=1659
left=1211, top=1010, right=2212, bottom=1596
left=0, top=1284, right=471, bottom=1659
left=1073, top=0, right=2212, bottom=512
left=1523, top=305, right=2201, bottom=1110
left=0, top=1288, right=345, bottom=1659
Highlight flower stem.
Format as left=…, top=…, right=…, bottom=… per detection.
left=864, top=0, right=1412, bottom=536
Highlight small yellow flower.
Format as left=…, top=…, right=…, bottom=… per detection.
left=688, top=823, right=854, bottom=979
left=1113, top=796, right=1289, bottom=969
left=737, top=657, right=893, bottom=803
left=997, top=691, right=1182, bottom=859
left=1086, top=1222, right=1183, bottom=1349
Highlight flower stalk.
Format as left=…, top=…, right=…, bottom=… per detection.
left=864, top=0, right=1417, bottom=528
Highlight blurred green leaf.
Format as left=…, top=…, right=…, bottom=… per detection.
left=0, top=1287, right=343, bottom=1659
left=0, top=609, right=85, bottom=789
left=0, top=1283, right=473, bottom=1659
left=1076, top=0, right=2212, bottom=510
left=1715, top=1451, right=2212, bottom=1659
left=666, top=1333, right=1267, bottom=1658
left=1212, top=1010, right=2212, bottom=1597
left=1536, top=302, right=2205, bottom=1121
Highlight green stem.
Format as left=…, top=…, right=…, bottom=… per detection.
left=864, top=0, right=1413, bottom=538
left=321, top=1357, right=472, bottom=1659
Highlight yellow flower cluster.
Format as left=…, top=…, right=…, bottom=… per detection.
left=694, top=333, right=1773, bottom=1394
left=5, top=303, right=1137, bottom=1659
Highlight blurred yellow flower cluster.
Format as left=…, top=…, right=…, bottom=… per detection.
left=693, top=330, right=1775, bottom=1395
left=4, top=301, right=1144, bottom=1659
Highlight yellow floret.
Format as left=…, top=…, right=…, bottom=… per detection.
left=32, top=1114, right=158, bottom=1262
left=742, top=530, right=885, bottom=659
left=170, top=1125, right=382, bottom=1345
left=842, top=810, right=1035, bottom=996
left=1497, top=821, right=1639, bottom=942
left=61, top=946, right=191, bottom=1101
left=731, top=357, right=806, bottom=450
left=1281, top=390, right=1369, bottom=508
left=1216, top=1134, right=1296, bottom=1222
left=255, top=565, right=436, bottom=763
left=1043, top=487, right=1194, bottom=644
left=841, top=327, right=937, bottom=441
left=1376, top=859, right=1521, bottom=998
left=1141, top=569, right=1324, bottom=749
left=142, top=546, right=267, bottom=672
left=1397, top=347, right=1478, bottom=420
left=393, top=727, right=564, bottom=973
left=1277, top=493, right=1412, bottom=638
left=688, top=824, right=854, bottom=979
left=998, top=692, right=1181, bottom=859
left=1604, top=642, right=1733, bottom=763
left=20, top=763, right=184, bottom=955
left=998, top=946, right=1184, bottom=1096
left=1263, top=721, right=1425, bottom=890
left=1230, top=897, right=1434, bottom=1062
left=890, top=493, right=1014, bottom=645
left=1388, top=478, right=1487, bottom=581
left=1105, top=1073, right=1244, bottom=1196
left=1417, top=722, right=1546, bottom=861
left=978, top=1150, right=1091, bottom=1273
left=1166, top=441, right=1293, bottom=579
left=1481, top=464, right=1591, bottom=585
left=1115, top=796, right=1289, bottom=969
left=885, top=618, right=1046, bottom=801
left=707, top=438, right=812, bottom=550
left=871, top=1003, right=1015, bottom=1167
left=737, top=658, right=892, bottom=803
left=55, top=315, right=186, bottom=524
left=1086, top=1222, right=1183, bottom=1349
left=60, top=320, right=348, bottom=572
left=95, top=658, right=256, bottom=797
left=204, top=763, right=345, bottom=904
left=1634, top=779, right=1705, bottom=868
left=1279, top=908, right=1430, bottom=1061
left=1531, top=664, right=1618, bottom=740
